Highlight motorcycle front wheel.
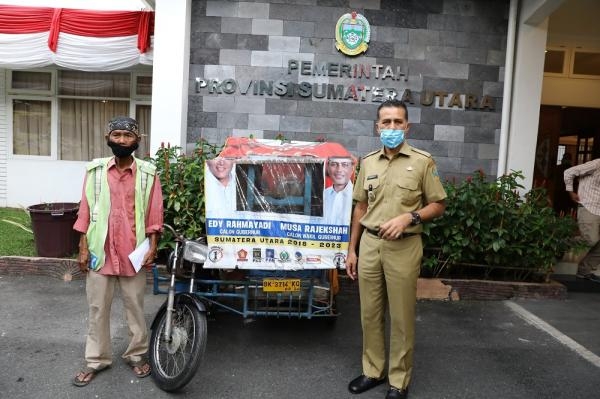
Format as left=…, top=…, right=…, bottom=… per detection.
left=149, top=301, right=207, bottom=392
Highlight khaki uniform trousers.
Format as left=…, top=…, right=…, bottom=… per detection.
left=85, top=270, right=148, bottom=369
left=358, top=231, right=422, bottom=390
left=578, top=206, right=600, bottom=275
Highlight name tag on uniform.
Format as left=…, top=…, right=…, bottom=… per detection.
left=367, top=174, right=378, bottom=180
left=407, top=166, right=413, bottom=171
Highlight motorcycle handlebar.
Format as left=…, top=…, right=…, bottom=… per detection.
left=162, top=223, right=182, bottom=241
left=162, top=223, right=207, bottom=244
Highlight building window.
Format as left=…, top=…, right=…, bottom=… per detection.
left=135, top=75, right=153, bottom=96
left=556, top=145, right=566, bottom=165
left=59, top=70, right=130, bottom=97
left=545, top=46, right=600, bottom=79
left=11, top=71, right=52, bottom=93
left=58, top=71, right=131, bottom=161
left=572, top=51, right=600, bottom=78
left=577, top=136, right=594, bottom=164
left=12, top=99, right=51, bottom=156
left=544, top=49, right=567, bottom=75
left=59, top=99, right=130, bottom=161
left=136, top=103, right=152, bottom=157
left=9, top=69, right=152, bottom=161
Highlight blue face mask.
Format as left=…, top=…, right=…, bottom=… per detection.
left=379, top=129, right=405, bottom=149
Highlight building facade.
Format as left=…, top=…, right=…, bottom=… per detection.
left=1, top=0, right=598, bottom=208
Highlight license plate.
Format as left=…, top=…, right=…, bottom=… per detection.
left=262, top=278, right=301, bottom=292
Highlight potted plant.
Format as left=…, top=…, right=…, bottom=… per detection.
left=553, top=236, right=589, bottom=275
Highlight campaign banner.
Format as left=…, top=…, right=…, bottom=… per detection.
left=205, top=218, right=349, bottom=269
left=203, top=138, right=356, bottom=270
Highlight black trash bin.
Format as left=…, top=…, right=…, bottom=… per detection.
left=27, top=202, right=80, bottom=258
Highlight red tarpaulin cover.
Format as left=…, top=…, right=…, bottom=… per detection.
left=217, top=137, right=357, bottom=188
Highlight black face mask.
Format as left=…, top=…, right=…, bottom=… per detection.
left=107, top=140, right=139, bottom=158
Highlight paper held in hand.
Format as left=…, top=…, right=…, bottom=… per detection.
left=128, top=237, right=150, bottom=273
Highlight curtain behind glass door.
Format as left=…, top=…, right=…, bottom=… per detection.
left=60, top=99, right=129, bottom=161
left=135, top=104, right=151, bottom=158
left=12, top=99, right=51, bottom=156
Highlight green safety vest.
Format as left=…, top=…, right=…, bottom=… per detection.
left=84, top=157, right=156, bottom=271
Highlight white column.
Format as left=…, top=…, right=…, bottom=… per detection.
left=0, top=69, right=7, bottom=207
left=497, top=0, right=518, bottom=178
left=505, top=0, right=549, bottom=191
left=149, top=0, right=191, bottom=156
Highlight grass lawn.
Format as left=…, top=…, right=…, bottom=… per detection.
left=0, top=207, right=36, bottom=256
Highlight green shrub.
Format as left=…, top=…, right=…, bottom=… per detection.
left=422, top=170, right=579, bottom=281
left=149, top=140, right=222, bottom=248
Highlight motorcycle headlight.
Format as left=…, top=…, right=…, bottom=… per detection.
left=182, top=240, right=208, bottom=263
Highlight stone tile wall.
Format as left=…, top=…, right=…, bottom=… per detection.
left=188, top=0, right=508, bottom=181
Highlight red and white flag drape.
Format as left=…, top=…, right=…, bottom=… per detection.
left=0, top=5, right=154, bottom=71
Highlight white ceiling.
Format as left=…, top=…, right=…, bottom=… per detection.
left=548, top=0, right=600, bottom=40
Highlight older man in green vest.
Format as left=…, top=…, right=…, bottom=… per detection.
left=72, top=116, right=163, bottom=387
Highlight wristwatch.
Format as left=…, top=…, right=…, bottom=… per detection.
left=410, top=211, right=421, bottom=226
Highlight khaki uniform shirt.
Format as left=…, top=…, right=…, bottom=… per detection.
left=353, top=144, right=447, bottom=234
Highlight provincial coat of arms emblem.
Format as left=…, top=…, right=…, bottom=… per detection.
left=335, top=11, right=370, bottom=56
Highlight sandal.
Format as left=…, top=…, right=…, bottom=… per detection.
left=127, top=358, right=151, bottom=378
left=72, top=365, right=109, bottom=387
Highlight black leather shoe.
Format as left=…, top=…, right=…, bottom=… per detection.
left=348, top=374, right=386, bottom=394
left=385, top=387, right=408, bottom=399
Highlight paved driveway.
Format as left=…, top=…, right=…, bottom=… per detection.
left=0, top=275, right=598, bottom=399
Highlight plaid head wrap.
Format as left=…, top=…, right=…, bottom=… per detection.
left=108, top=116, right=139, bottom=136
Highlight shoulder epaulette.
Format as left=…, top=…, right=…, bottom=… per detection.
left=362, top=149, right=380, bottom=160
left=410, top=147, right=432, bottom=158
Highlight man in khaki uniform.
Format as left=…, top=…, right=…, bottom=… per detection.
left=346, top=99, right=446, bottom=399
